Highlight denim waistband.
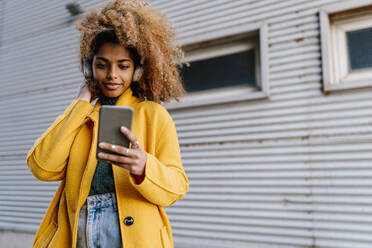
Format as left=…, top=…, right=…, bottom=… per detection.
left=83, top=192, right=117, bottom=211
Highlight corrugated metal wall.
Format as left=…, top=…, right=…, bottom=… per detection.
left=1, top=0, right=372, bottom=247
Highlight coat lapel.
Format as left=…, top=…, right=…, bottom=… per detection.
left=86, top=88, right=140, bottom=123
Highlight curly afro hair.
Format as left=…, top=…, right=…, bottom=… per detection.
left=76, top=0, right=185, bottom=102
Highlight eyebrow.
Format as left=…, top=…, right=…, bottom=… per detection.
left=96, top=57, right=131, bottom=63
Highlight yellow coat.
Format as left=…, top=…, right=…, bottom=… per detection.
left=27, top=88, right=189, bottom=248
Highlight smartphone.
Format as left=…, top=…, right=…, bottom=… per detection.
left=96, top=105, right=134, bottom=160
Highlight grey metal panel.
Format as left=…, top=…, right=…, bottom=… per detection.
left=0, top=0, right=4, bottom=46
left=2, top=0, right=372, bottom=248
left=2, top=0, right=109, bottom=46
left=164, top=0, right=372, bottom=247
left=0, top=0, right=82, bottom=234
left=0, top=155, right=57, bottom=232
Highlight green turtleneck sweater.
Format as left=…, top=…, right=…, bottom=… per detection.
left=89, top=94, right=120, bottom=195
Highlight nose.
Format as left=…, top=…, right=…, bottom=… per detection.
left=106, top=65, right=118, bottom=79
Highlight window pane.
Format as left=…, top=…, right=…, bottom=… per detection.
left=181, top=50, right=256, bottom=93
left=347, top=27, right=372, bottom=71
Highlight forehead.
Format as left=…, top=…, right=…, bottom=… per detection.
left=95, top=42, right=132, bottom=60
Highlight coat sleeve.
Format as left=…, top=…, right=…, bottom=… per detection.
left=129, top=106, right=189, bottom=207
left=27, top=99, right=93, bottom=181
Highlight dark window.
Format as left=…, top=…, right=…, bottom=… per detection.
left=181, top=49, right=256, bottom=93
left=347, top=27, right=372, bottom=71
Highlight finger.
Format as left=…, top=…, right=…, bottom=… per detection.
left=98, top=152, right=133, bottom=164
left=112, top=162, right=132, bottom=172
left=120, top=126, right=138, bottom=145
left=98, top=142, right=136, bottom=158
left=131, top=140, right=140, bottom=149
left=112, top=162, right=143, bottom=175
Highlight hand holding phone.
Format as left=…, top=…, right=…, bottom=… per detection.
left=96, top=106, right=147, bottom=180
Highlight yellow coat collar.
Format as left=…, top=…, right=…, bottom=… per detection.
left=87, top=88, right=140, bottom=123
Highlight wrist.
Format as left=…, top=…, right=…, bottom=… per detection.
left=131, top=165, right=146, bottom=184
left=131, top=173, right=145, bottom=184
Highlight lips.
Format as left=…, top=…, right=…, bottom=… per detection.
left=103, top=82, right=121, bottom=90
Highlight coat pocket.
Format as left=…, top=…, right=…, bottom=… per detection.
left=160, top=226, right=173, bottom=248
left=33, top=221, right=58, bottom=248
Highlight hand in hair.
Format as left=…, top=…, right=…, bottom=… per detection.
left=75, top=82, right=97, bottom=102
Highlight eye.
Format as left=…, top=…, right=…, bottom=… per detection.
left=95, top=63, right=105, bottom=69
left=119, top=65, right=129, bottom=70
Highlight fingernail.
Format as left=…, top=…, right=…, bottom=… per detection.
left=121, top=126, right=127, bottom=131
left=99, top=142, right=105, bottom=148
left=98, top=152, right=104, bottom=158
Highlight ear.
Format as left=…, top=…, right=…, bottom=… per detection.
left=132, top=66, right=143, bottom=82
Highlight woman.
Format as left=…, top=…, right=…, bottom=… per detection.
left=26, top=1, right=189, bottom=247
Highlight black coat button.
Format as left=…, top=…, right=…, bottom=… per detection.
left=124, top=216, right=134, bottom=226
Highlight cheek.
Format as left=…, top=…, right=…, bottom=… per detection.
left=126, top=73, right=134, bottom=82
left=126, top=69, right=135, bottom=81
left=93, top=69, right=105, bottom=80
left=119, top=71, right=134, bottom=84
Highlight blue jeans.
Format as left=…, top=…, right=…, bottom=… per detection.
left=76, top=193, right=122, bottom=248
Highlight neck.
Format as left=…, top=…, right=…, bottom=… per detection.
left=99, top=93, right=120, bottom=105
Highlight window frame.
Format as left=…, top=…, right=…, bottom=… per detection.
left=182, top=38, right=260, bottom=94
left=320, top=0, right=372, bottom=92
left=165, top=22, right=269, bottom=110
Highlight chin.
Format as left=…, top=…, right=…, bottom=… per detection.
left=99, top=87, right=127, bottom=98
left=102, top=91, right=121, bottom=98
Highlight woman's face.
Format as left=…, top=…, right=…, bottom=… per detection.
left=93, top=42, right=135, bottom=98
